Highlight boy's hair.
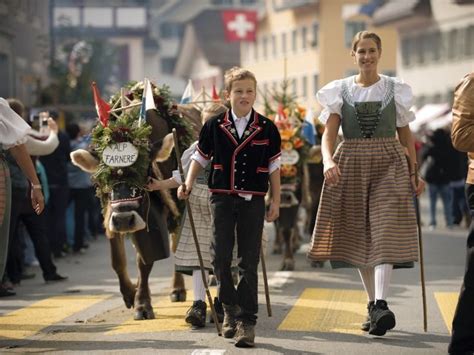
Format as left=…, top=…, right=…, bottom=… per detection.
left=224, top=66, right=257, bottom=92
left=202, top=102, right=227, bottom=123
left=351, top=31, right=382, bottom=53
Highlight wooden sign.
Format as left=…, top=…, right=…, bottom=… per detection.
left=281, top=149, right=299, bottom=165
left=102, top=142, right=138, bottom=167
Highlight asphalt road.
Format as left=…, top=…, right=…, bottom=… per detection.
left=0, top=195, right=468, bottom=354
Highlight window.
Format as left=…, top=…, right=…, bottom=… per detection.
left=313, top=74, right=319, bottom=95
left=262, top=36, right=268, bottom=59
left=281, top=32, right=287, bottom=54
left=345, top=21, right=366, bottom=48
left=160, top=23, right=183, bottom=38
left=291, top=29, right=297, bottom=52
left=432, top=31, right=441, bottom=62
left=161, top=58, right=175, bottom=74
left=292, top=78, right=297, bottom=96
left=271, top=34, right=277, bottom=56
left=311, top=22, right=319, bottom=48
left=401, top=37, right=413, bottom=67
left=465, top=25, right=474, bottom=57
left=415, top=35, right=425, bottom=65
left=301, top=26, right=308, bottom=50
left=254, top=38, right=259, bottom=61
left=302, top=76, right=307, bottom=98
left=447, top=28, right=458, bottom=60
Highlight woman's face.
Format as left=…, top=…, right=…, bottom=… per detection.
left=353, top=38, right=381, bottom=72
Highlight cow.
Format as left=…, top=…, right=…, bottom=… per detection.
left=71, top=82, right=199, bottom=320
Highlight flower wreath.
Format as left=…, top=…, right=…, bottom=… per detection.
left=90, top=81, right=194, bottom=217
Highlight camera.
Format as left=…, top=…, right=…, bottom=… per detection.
left=38, top=111, right=50, bottom=136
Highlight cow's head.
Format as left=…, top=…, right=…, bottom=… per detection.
left=71, top=131, right=175, bottom=234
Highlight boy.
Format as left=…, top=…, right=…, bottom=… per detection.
left=178, top=67, right=281, bottom=347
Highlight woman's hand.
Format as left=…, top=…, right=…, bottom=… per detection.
left=411, top=175, right=425, bottom=197
left=31, top=187, right=44, bottom=214
left=177, top=184, right=191, bottom=200
left=323, top=159, right=341, bottom=186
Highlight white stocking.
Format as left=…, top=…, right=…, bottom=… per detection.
left=374, top=264, right=393, bottom=301
left=358, top=267, right=375, bottom=302
left=192, top=269, right=209, bottom=302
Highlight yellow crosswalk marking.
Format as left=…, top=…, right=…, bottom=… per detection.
left=434, top=292, right=459, bottom=333
left=109, top=290, right=217, bottom=334
left=0, top=295, right=110, bottom=339
left=278, top=288, right=367, bottom=334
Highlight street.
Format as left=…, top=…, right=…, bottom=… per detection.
left=0, top=197, right=467, bottom=354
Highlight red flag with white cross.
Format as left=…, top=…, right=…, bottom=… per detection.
left=221, top=10, right=257, bottom=42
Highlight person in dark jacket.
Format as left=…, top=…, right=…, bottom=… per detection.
left=421, top=128, right=454, bottom=229
left=39, top=115, right=71, bottom=257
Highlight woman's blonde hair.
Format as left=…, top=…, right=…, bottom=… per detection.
left=351, top=31, right=382, bottom=54
left=224, top=66, right=257, bottom=92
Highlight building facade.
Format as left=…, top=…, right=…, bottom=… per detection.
left=373, top=0, right=474, bottom=108
left=0, top=0, right=50, bottom=107
left=241, top=0, right=398, bottom=111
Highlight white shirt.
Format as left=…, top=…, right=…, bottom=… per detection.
left=316, top=75, right=416, bottom=127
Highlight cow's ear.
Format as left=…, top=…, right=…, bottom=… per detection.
left=154, top=133, right=174, bottom=162
left=71, top=149, right=99, bottom=173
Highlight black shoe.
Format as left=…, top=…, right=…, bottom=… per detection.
left=209, top=297, right=224, bottom=323
left=44, top=274, right=68, bottom=283
left=20, top=272, right=36, bottom=280
left=234, top=321, right=255, bottom=348
left=368, top=300, right=396, bottom=336
left=0, top=285, right=16, bottom=297
left=361, top=301, right=375, bottom=331
left=185, top=300, right=207, bottom=328
left=222, top=304, right=240, bottom=338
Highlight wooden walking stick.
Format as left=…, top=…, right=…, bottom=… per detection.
left=414, top=164, right=428, bottom=332
left=260, top=238, right=272, bottom=317
left=172, top=128, right=221, bottom=336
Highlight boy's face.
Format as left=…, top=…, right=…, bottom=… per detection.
left=225, top=78, right=256, bottom=117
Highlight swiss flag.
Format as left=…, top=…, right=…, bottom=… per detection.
left=91, top=82, right=110, bottom=127
left=221, top=10, right=257, bottom=42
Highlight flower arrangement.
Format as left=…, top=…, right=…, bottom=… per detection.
left=90, top=81, right=194, bottom=208
left=263, top=80, right=310, bottom=185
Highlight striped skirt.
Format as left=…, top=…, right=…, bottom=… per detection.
left=175, top=183, right=214, bottom=273
left=307, top=137, right=418, bottom=268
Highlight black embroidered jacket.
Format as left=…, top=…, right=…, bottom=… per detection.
left=196, top=109, right=281, bottom=195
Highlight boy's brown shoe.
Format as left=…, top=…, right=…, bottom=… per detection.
left=222, top=304, right=240, bottom=338
left=234, top=321, right=255, bottom=348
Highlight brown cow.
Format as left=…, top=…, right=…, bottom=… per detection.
left=71, top=88, right=200, bottom=320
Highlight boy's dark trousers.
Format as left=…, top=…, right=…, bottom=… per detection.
left=449, top=183, right=474, bottom=354
left=210, top=194, right=265, bottom=326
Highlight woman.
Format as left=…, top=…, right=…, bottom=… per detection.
left=0, top=97, right=44, bottom=296
left=307, top=31, right=424, bottom=336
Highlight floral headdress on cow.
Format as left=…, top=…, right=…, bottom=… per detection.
left=263, top=80, right=310, bottom=186
left=90, top=81, right=194, bottom=210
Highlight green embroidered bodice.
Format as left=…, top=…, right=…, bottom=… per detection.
left=340, top=77, right=397, bottom=139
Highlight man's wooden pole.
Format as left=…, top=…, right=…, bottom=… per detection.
left=172, top=129, right=221, bottom=335
left=414, top=165, right=428, bottom=332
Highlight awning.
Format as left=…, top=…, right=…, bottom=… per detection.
left=372, top=0, right=430, bottom=26
left=411, top=103, right=451, bottom=132
left=425, top=112, right=452, bottom=131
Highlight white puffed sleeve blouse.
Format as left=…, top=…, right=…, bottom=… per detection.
left=316, top=75, right=416, bottom=127
left=0, top=98, right=30, bottom=149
